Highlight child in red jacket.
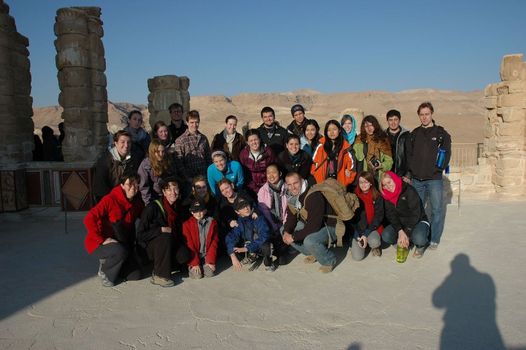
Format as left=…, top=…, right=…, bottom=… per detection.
left=182, top=199, right=219, bottom=279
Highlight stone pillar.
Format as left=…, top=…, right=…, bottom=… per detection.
left=147, top=75, right=190, bottom=128
left=0, top=0, right=34, bottom=164
left=54, top=7, right=108, bottom=162
left=482, top=54, right=526, bottom=196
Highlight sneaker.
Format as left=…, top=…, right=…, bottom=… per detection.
left=150, top=274, right=175, bottom=287
left=319, top=265, right=334, bottom=273
left=303, top=255, right=317, bottom=264
left=241, top=253, right=257, bottom=265
left=189, top=268, right=203, bottom=279
left=203, top=265, right=215, bottom=278
left=372, top=248, right=382, bottom=257
left=100, top=274, right=114, bottom=287
left=429, top=242, right=439, bottom=250
left=413, top=247, right=425, bottom=259
left=265, top=264, right=277, bottom=272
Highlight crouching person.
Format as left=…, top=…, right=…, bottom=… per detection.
left=137, top=177, right=191, bottom=287
left=282, top=172, right=337, bottom=273
left=182, top=199, right=219, bottom=279
left=84, top=172, right=144, bottom=287
left=225, top=196, right=275, bottom=271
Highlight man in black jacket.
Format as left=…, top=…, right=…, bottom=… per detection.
left=282, top=172, right=336, bottom=273
left=257, top=106, right=288, bottom=155
left=385, top=109, right=411, bottom=179
left=168, top=103, right=188, bottom=144
left=407, top=102, right=451, bottom=249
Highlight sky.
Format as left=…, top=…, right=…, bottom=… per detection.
left=7, top=0, right=526, bottom=107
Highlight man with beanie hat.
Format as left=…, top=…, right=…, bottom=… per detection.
left=287, top=104, right=313, bottom=138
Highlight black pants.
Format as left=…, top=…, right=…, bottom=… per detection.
left=93, top=242, right=141, bottom=283
left=145, top=235, right=191, bottom=278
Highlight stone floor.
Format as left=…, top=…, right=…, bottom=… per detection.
left=0, top=199, right=525, bottom=349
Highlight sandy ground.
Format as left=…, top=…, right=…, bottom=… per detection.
left=0, top=198, right=525, bottom=350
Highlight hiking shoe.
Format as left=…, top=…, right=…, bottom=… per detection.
left=303, top=255, right=317, bottom=264
left=150, top=274, right=175, bottom=287
left=413, top=247, right=425, bottom=259
left=189, top=268, right=203, bottom=279
left=241, top=253, right=257, bottom=265
left=372, top=248, right=382, bottom=257
left=429, top=242, right=439, bottom=250
left=319, top=265, right=334, bottom=273
left=203, top=265, right=215, bottom=278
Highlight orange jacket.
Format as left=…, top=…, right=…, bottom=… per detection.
left=311, top=137, right=356, bottom=187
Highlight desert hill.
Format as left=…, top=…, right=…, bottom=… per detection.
left=33, top=89, right=485, bottom=143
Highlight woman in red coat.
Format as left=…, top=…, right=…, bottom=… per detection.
left=182, top=199, right=219, bottom=279
left=84, top=172, right=144, bottom=287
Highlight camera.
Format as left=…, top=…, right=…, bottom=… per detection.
left=370, top=156, right=381, bottom=169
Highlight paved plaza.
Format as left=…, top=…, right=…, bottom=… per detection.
left=0, top=198, right=525, bottom=349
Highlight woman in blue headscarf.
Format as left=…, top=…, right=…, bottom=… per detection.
left=341, top=114, right=357, bottom=146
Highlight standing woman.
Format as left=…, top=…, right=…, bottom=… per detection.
left=341, top=114, right=358, bottom=146
left=207, top=150, right=244, bottom=198
left=277, top=134, right=312, bottom=179
left=124, top=110, right=151, bottom=161
left=350, top=171, right=384, bottom=260
left=311, top=120, right=356, bottom=187
left=211, top=115, right=246, bottom=161
left=84, top=172, right=144, bottom=287
left=300, top=119, right=321, bottom=157
left=152, top=120, right=176, bottom=155
left=353, top=115, right=393, bottom=178
left=138, top=139, right=176, bottom=205
left=380, top=171, right=429, bottom=258
left=238, top=129, right=276, bottom=198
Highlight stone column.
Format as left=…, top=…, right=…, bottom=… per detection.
left=0, top=0, right=34, bottom=164
left=482, top=54, right=526, bottom=196
left=54, top=7, right=108, bottom=162
left=147, top=75, right=190, bottom=128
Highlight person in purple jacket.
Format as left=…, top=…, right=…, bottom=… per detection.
left=238, top=129, right=276, bottom=199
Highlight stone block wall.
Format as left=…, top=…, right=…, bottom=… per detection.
left=54, top=7, right=108, bottom=162
left=0, top=0, right=34, bottom=164
left=482, top=54, right=526, bottom=196
left=147, top=75, right=190, bottom=128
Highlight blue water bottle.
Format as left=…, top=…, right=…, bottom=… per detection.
left=436, top=148, right=446, bottom=169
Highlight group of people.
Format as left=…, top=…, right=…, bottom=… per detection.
left=84, top=101, right=451, bottom=288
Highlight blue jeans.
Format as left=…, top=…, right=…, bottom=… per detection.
left=291, top=225, right=337, bottom=267
left=381, top=223, right=429, bottom=248
left=412, top=178, right=444, bottom=244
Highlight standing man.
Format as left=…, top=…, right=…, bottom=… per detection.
left=287, top=104, right=312, bottom=138
left=385, top=109, right=411, bottom=179
left=257, top=106, right=288, bottom=155
left=174, top=110, right=211, bottom=192
left=407, top=102, right=451, bottom=249
left=282, top=172, right=337, bottom=273
left=168, top=103, right=188, bottom=143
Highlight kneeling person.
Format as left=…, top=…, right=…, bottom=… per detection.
left=225, top=196, right=274, bottom=271
left=182, top=199, right=219, bottom=279
left=137, top=177, right=191, bottom=287
left=282, top=172, right=337, bottom=273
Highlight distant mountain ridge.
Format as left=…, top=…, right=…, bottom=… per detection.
left=33, top=89, right=485, bottom=143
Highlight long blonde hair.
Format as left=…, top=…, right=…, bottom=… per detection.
left=148, top=139, right=172, bottom=177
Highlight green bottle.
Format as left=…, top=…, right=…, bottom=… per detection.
left=396, top=245, right=409, bottom=263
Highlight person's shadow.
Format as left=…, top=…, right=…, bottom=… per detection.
left=432, top=254, right=505, bottom=350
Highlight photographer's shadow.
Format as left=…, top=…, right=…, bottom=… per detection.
left=432, top=254, right=505, bottom=350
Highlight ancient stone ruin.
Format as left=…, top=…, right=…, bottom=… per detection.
left=481, top=54, right=526, bottom=196
left=54, top=6, right=108, bottom=162
left=0, top=0, right=33, bottom=164
left=147, top=75, right=190, bottom=129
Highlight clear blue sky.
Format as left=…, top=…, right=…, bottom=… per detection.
left=8, top=0, right=526, bottom=107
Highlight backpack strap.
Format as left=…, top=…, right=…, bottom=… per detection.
left=153, top=199, right=165, bottom=218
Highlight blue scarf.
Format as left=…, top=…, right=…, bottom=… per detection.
left=342, top=115, right=357, bottom=145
